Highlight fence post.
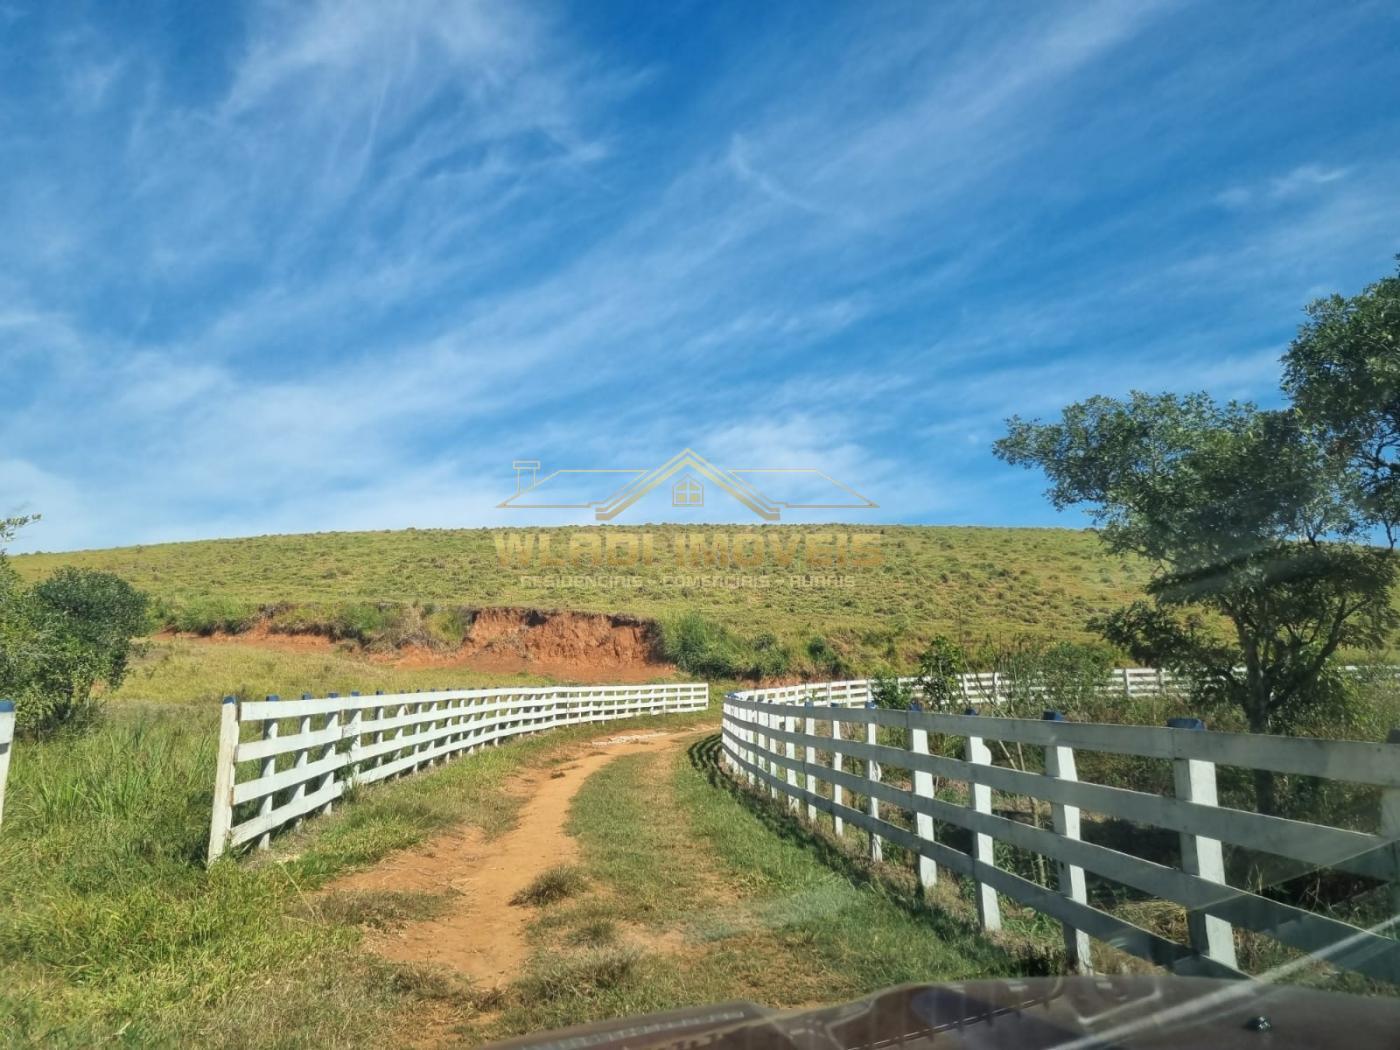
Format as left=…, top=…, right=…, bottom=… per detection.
left=865, top=701, right=882, bottom=862
left=257, top=696, right=279, bottom=850
left=0, top=699, right=12, bottom=829
left=292, top=693, right=313, bottom=831
left=207, top=697, right=239, bottom=864
left=909, top=701, right=938, bottom=892
left=320, top=694, right=339, bottom=814
left=785, top=703, right=800, bottom=812
left=1168, top=717, right=1237, bottom=970
left=831, top=712, right=845, bottom=838
left=345, top=691, right=362, bottom=784
left=764, top=706, right=777, bottom=799
left=1042, top=710, right=1092, bottom=973
left=804, top=700, right=818, bottom=822
left=964, top=711, right=1001, bottom=930
left=1121, top=667, right=1132, bottom=698
left=741, top=698, right=756, bottom=785
left=1382, top=729, right=1400, bottom=919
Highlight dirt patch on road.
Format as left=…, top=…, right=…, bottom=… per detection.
left=325, top=731, right=683, bottom=989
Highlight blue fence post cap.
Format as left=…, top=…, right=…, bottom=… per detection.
left=909, top=700, right=923, bottom=712
left=0, top=699, right=14, bottom=713
left=266, top=694, right=279, bottom=702
left=865, top=700, right=877, bottom=709
left=804, top=698, right=814, bottom=708
left=221, top=696, right=236, bottom=705
left=351, top=691, right=360, bottom=697
left=1042, top=710, right=1066, bottom=721
left=328, top=692, right=339, bottom=699
left=1166, top=716, right=1206, bottom=731
left=301, top=693, right=312, bottom=700
left=963, top=706, right=979, bottom=716
left=376, top=690, right=383, bottom=695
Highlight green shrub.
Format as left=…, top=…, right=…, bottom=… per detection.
left=332, top=603, right=401, bottom=643
left=167, top=596, right=257, bottom=635
left=1, top=564, right=149, bottom=736
left=424, top=607, right=470, bottom=648
left=659, top=612, right=747, bottom=678
left=913, top=635, right=967, bottom=711
left=806, top=634, right=851, bottom=678
left=870, top=671, right=914, bottom=710
left=748, top=632, right=792, bottom=678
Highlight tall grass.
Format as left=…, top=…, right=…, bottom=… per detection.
left=0, top=702, right=715, bottom=1045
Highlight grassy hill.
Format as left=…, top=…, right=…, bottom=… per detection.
left=13, top=525, right=1149, bottom=671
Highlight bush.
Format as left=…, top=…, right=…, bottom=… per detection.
left=913, top=635, right=967, bottom=712
left=988, top=638, right=1114, bottom=720
left=166, top=596, right=256, bottom=635
left=749, top=632, right=792, bottom=678
left=659, top=612, right=746, bottom=678
left=870, top=671, right=914, bottom=710
left=806, top=634, right=851, bottom=678
left=1, top=562, right=149, bottom=737
left=423, top=607, right=470, bottom=649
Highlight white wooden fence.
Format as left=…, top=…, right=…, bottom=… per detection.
left=762, top=666, right=1389, bottom=707
left=208, top=682, right=708, bottom=862
left=0, top=700, right=13, bottom=828
left=721, top=682, right=1400, bottom=983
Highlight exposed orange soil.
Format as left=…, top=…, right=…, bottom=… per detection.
left=158, top=621, right=334, bottom=653
left=326, top=731, right=681, bottom=988
left=161, top=608, right=677, bottom=683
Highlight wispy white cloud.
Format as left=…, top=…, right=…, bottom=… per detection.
left=2, top=0, right=1398, bottom=550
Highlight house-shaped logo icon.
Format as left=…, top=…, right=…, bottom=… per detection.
left=672, top=476, right=703, bottom=507
left=498, top=448, right=875, bottom=522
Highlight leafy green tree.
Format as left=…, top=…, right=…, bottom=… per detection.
left=913, top=635, right=967, bottom=712
left=1283, top=261, right=1400, bottom=539
left=995, top=390, right=1396, bottom=811
left=31, top=567, right=149, bottom=687
left=0, top=519, right=149, bottom=735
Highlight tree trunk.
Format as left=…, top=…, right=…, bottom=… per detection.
left=1245, top=702, right=1279, bottom=816
left=1242, top=642, right=1280, bottom=816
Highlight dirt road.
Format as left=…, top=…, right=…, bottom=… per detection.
left=326, top=731, right=681, bottom=987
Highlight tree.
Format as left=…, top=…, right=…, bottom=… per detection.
left=913, top=635, right=967, bottom=712
left=1283, top=260, right=1400, bottom=540
left=30, top=568, right=149, bottom=681
left=0, top=519, right=150, bottom=735
left=995, top=391, right=1396, bottom=812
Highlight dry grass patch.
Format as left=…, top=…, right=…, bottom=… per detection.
left=511, top=864, right=589, bottom=907
left=317, top=889, right=456, bottom=929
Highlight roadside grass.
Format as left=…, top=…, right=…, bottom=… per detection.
left=0, top=702, right=716, bottom=1047
left=472, top=732, right=1018, bottom=1043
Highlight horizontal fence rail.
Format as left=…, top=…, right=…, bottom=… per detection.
left=721, top=682, right=1400, bottom=984
left=0, top=700, right=13, bottom=828
left=208, top=682, right=708, bottom=862
left=766, top=666, right=1394, bottom=707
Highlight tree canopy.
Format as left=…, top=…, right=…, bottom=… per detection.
left=994, top=265, right=1400, bottom=784
left=0, top=517, right=149, bottom=735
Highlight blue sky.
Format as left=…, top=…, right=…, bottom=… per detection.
left=2, top=1, right=1399, bottom=552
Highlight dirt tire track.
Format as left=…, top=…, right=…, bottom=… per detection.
left=327, top=731, right=683, bottom=988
